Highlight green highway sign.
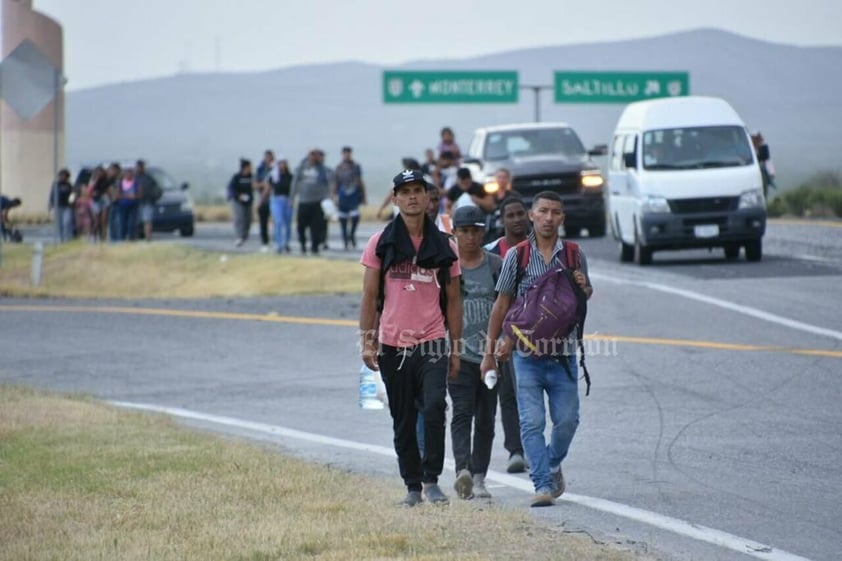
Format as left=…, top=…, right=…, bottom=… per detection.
left=383, top=71, right=519, bottom=103
left=554, top=72, right=689, bottom=103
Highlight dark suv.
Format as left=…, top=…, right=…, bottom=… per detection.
left=463, top=123, right=607, bottom=237
left=74, top=163, right=195, bottom=237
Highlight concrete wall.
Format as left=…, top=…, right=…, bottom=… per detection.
left=1, top=0, right=64, bottom=214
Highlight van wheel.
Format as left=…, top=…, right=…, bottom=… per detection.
left=620, top=242, right=634, bottom=262
left=745, top=240, right=762, bottom=262
left=723, top=243, right=740, bottom=260
left=635, top=239, right=653, bottom=265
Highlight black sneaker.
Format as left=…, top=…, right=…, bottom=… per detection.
left=507, top=453, right=526, bottom=474
left=400, top=491, right=423, bottom=507
left=422, top=483, right=449, bottom=504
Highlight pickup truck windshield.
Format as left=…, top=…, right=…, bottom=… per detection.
left=484, top=128, right=586, bottom=161
left=642, top=126, right=754, bottom=170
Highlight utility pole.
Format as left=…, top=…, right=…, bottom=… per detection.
left=520, top=84, right=553, bottom=123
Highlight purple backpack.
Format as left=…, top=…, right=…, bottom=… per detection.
left=502, top=240, right=591, bottom=394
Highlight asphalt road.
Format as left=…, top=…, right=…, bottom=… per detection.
left=2, top=219, right=841, bottom=561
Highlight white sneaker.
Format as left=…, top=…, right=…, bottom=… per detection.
left=260, top=245, right=269, bottom=253
left=472, top=474, right=491, bottom=499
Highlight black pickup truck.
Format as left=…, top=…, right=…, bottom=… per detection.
left=463, top=122, right=607, bottom=237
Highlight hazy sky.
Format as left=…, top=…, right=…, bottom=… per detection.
left=10, top=0, right=842, bottom=90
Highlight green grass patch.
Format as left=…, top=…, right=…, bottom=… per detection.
left=0, top=385, right=644, bottom=561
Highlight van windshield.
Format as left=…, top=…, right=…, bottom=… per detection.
left=642, top=126, right=754, bottom=170
left=484, top=127, right=586, bottom=161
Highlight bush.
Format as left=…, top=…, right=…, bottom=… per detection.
left=775, top=171, right=842, bottom=218
left=782, top=185, right=812, bottom=216
left=766, top=197, right=786, bottom=217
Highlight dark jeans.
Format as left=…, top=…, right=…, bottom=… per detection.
left=339, top=215, right=360, bottom=248
left=448, top=360, right=498, bottom=476
left=378, top=340, right=448, bottom=492
left=296, top=201, right=325, bottom=253
left=257, top=202, right=270, bottom=245
left=498, top=359, right=523, bottom=457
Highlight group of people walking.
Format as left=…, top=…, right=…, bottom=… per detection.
left=227, top=147, right=366, bottom=255
left=360, top=165, right=593, bottom=508
left=48, top=160, right=162, bottom=243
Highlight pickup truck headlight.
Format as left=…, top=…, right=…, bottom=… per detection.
left=640, top=195, right=671, bottom=214
left=581, top=171, right=604, bottom=190
left=738, top=189, right=765, bottom=209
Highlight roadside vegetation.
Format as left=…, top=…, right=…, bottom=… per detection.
left=0, top=385, right=643, bottom=561
left=767, top=170, right=842, bottom=218
left=194, top=204, right=384, bottom=224
left=0, top=243, right=363, bottom=298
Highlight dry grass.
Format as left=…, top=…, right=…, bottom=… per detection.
left=0, top=385, right=645, bottom=561
left=0, top=243, right=363, bottom=298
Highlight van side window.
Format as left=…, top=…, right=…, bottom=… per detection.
left=611, top=135, right=625, bottom=170
left=622, top=134, right=637, bottom=169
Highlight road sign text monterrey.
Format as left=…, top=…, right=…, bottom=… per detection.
left=383, top=71, right=519, bottom=103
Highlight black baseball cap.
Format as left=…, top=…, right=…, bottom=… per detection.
left=392, top=169, right=427, bottom=191
left=452, top=205, right=486, bottom=228
left=456, top=167, right=472, bottom=180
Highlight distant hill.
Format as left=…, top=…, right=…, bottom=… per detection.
left=66, top=29, right=842, bottom=202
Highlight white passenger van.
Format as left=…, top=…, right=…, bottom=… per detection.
left=607, top=96, right=766, bottom=265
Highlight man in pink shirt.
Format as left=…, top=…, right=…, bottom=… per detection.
left=360, top=169, right=462, bottom=507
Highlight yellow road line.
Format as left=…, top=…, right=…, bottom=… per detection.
left=769, top=218, right=842, bottom=228
left=3, top=304, right=840, bottom=359
left=589, top=334, right=842, bottom=359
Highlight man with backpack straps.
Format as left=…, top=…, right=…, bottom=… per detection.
left=481, top=191, right=593, bottom=508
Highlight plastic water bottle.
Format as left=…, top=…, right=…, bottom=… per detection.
left=484, top=369, right=498, bottom=390
left=359, top=364, right=385, bottom=410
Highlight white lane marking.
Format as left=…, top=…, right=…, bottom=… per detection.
left=111, top=401, right=814, bottom=561
left=589, top=272, right=842, bottom=342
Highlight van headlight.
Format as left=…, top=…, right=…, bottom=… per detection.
left=640, top=195, right=671, bottom=214
left=738, top=189, right=765, bottom=209
left=180, top=198, right=194, bottom=212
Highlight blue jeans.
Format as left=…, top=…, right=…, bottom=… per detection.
left=513, top=354, right=580, bottom=492
left=270, top=195, right=292, bottom=251
left=116, top=203, right=138, bottom=241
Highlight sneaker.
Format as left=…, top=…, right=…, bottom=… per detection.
left=260, top=245, right=269, bottom=253
left=531, top=488, right=555, bottom=508
left=453, top=469, right=474, bottom=500
left=551, top=466, right=565, bottom=498
left=422, top=483, right=449, bottom=504
left=472, top=474, right=492, bottom=499
left=507, top=453, right=526, bottom=474
left=400, top=491, right=423, bottom=507
left=234, top=239, right=244, bottom=247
